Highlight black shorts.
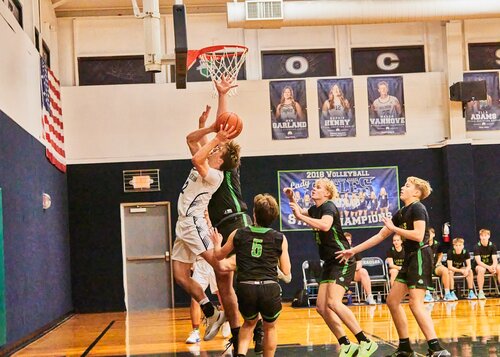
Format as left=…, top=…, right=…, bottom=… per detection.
left=236, top=281, right=282, bottom=322
left=217, top=213, right=253, bottom=244
left=320, top=259, right=356, bottom=291
left=396, top=246, right=433, bottom=290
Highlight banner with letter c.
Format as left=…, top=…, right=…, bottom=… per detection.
left=278, top=166, right=400, bottom=231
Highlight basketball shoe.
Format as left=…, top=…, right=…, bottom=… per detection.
left=204, top=310, right=225, bottom=341
left=339, top=342, right=359, bottom=357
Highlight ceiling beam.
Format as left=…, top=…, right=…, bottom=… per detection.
left=52, top=0, right=74, bottom=9
left=54, top=4, right=226, bottom=17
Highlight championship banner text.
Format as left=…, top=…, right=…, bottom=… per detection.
left=278, top=167, right=400, bottom=231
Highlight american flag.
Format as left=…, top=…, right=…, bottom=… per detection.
left=41, top=58, right=66, bottom=173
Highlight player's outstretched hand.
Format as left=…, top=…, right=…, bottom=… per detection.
left=335, top=249, right=354, bottom=264
left=283, top=187, right=294, bottom=201
left=289, top=202, right=302, bottom=218
left=216, top=123, right=238, bottom=143
left=381, top=216, right=396, bottom=232
left=199, top=105, right=211, bottom=127
left=209, top=227, right=223, bottom=246
left=215, top=75, right=238, bottom=95
left=277, top=266, right=291, bottom=283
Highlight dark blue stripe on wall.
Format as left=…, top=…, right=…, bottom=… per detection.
left=0, top=110, right=72, bottom=345
left=473, top=145, right=500, bottom=237
left=68, top=146, right=467, bottom=310
left=0, top=189, right=6, bottom=345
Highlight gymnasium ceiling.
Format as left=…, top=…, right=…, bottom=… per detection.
left=52, top=0, right=230, bottom=17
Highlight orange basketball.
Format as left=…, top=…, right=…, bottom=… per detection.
left=215, top=112, right=243, bottom=139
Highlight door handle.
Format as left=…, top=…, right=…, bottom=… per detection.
left=127, top=255, right=165, bottom=261
left=165, top=251, right=170, bottom=262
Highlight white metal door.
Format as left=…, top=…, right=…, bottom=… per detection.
left=121, top=202, right=173, bottom=310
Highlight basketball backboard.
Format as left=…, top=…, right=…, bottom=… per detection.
left=173, top=4, right=188, bottom=89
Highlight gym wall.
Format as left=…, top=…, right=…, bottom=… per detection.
left=67, top=143, right=500, bottom=311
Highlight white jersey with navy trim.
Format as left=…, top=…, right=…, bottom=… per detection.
left=373, top=95, right=400, bottom=118
left=177, top=167, right=224, bottom=218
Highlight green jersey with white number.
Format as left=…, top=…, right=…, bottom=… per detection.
left=233, top=225, right=283, bottom=282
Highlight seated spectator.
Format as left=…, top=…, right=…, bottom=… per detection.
left=425, top=228, right=453, bottom=302
left=447, top=237, right=477, bottom=300
left=345, top=232, right=376, bottom=305
left=473, top=228, right=500, bottom=299
left=386, top=234, right=405, bottom=287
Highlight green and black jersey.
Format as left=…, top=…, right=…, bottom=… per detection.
left=391, top=201, right=429, bottom=254
left=387, top=246, right=405, bottom=266
left=473, top=241, right=498, bottom=266
left=307, top=200, right=350, bottom=263
left=208, top=168, right=249, bottom=226
left=447, top=248, right=470, bottom=269
left=233, top=225, right=283, bottom=282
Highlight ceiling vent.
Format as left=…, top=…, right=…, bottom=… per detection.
left=246, top=0, right=283, bottom=22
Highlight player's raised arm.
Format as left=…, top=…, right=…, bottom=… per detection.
left=210, top=227, right=234, bottom=261
left=336, top=226, right=392, bottom=263
left=294, top=207, right=332, bottom=231
left=197, top=105, right=213, bottom=147
left=283, top=187, right=308, bottom=216
left=191, top=125, right=237, bottom=178
left=215, top=75, right=237, bottom=117
left=187, top=106, right=214, bottom=155
left=278, top=236, right=292, bottom=283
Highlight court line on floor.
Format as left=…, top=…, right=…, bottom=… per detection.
left=81, top=320, right=115, bottom=356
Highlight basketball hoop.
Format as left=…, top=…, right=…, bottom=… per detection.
left=187, top=45, right=248, bottom=96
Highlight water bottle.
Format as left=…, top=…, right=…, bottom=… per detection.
left=347, top=293, right=353, bottom=305
left=377, top=292, right=382, bottom=304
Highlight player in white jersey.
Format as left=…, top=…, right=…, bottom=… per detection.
left=371, top=81, right=402, bottom=118
left=172, top=104, right=241, bottom=342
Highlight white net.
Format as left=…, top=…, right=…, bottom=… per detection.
left=198, top=45, right=248, bottom=96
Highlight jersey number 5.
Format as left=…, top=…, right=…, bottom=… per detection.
left=251, top=238, right=263, bottom=258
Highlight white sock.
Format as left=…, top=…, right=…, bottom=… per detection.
left=199, top=297, right=210, bottom=305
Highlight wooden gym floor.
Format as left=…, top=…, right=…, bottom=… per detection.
left=13, top=299, right=500, bottom=356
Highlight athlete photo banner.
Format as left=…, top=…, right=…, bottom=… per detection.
left=367, top=76, right=406, bottom=136
left=464, top=72, right=500, bottom=131
left=270, top=80, right=309, bottom=140
left=317, top=78, right=356, bottom=138
left=278, top=167, right=400, bottom=231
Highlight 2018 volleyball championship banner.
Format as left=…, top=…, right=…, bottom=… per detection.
left=278, top=166, right=400, bottom=231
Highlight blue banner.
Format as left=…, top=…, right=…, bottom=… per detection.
left=368, top=76, right=406, bottom=136
left=270, top=80, right=309, bottom=140
left=278, top=167, right=400, bottom=231
left=468, top=42, right=500, bottom=70
left=262, top=49, right=336, bottom=79
left=352, top=46, right=425, bottom=75
left=317, top=78, right=356, bottom=137
left=464, top=72, right=500, bottom=131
